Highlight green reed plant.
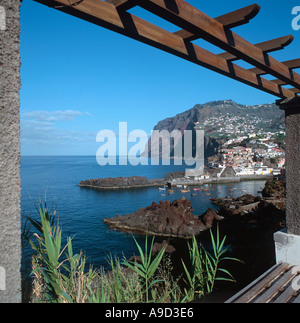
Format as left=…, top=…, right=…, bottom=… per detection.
left=181, top=225, right=241, bottom=302
left=25, top=199, right=240, bottom=303
left=27, top=200, right=98, bottom=303
left=122, top=235, right=168, bottom=303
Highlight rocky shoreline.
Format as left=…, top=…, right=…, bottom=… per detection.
left=101, top=178, right=286, bottom=301
left=104, top=197, right=223, bottom=239
left=103, top=179, right=286, bottom=240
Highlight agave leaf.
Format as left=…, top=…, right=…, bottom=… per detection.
left=44, top=232, right=58, bottom=265
left=209, top=229, right=218, bottom=259
left=216, top=225, right=220, bottom=251
left=147, top=242, right=167, bottom=279
left=214, top=277, right=235, bottom=282
left=123, top=261, right=146, bottom=279
left=61, top=291, right=73, bottom=303
left=217, top=267, right=235, bottom=280
left=132, top=236, right=145, bottom=266
left=220, top=256, right=244, bottom=263
left=181, top=259, right=193, bottom=287
left=218, top=235, right=227, bottom=254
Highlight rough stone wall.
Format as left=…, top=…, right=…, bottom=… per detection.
left=0, top=0, right=21, bottom=302
left=278, top=98, right=300, bottom=236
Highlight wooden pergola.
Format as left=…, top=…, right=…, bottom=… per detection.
left=1, top=0, right=300, bottom=303
left=34, top=0, right=300, bottom=99
left=31, top=0, right=300, bottom=301
left=34, top=0, right=300, bottom=238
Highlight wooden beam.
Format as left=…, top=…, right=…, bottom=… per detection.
left=271, top=79, right=287, bottom=86
left=215, top=3, right=261, bottom=29
left=249, top=58, right=300, bottom=75
left=174, top=4, right=260, bottom=41
left=282, top=58, right=300, bottom=69
left=139, top=0, right=300, bottom=89
left=105, top=0, right=138, bottom=11
left=34, top=0, right=296, bottom=98
left=218, top=35, right=294, bottom=61
left=288, top=88, right=300, bottom=94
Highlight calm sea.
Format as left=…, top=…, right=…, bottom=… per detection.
left=21, top=156, right=266, bottom=268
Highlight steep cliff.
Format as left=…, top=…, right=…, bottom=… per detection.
left=142, top=100, right=283, bottom=160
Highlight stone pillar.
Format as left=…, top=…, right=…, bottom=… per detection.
left=0, top=0, right=22, bottom=302
left=277, top=97, right=300, bottom=235
left=274, top=97, right=300, bottom=265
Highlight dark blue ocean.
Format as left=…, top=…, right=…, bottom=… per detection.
left=21, top=156, right=266, bottom=268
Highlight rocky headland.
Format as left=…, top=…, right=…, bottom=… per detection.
left=103, top=178, right=286, bottom=241
left=104, top=197, right=223, bottom=239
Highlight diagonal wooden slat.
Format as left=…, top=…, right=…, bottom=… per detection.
left=105, top=0, right=138, bottom=11
left=273, top=283, right=300, bottom=303
left=282, top=58, right=300, bottom=69
left=289, top=88, right=300, bottom=94
left=233, top=263, right=290, bottom=303
left=174, top=4, right=260, bottom=42
left=34, top=0, right=296, bottom=98
left=253, top=267, right=297, bottom=303
left=214, top=3, right=260, bottom=29
left=218, top=35, right=294, bottom=62
left=249, top=58, right=300, bottom=75
left=139, top=0, right=300, bottom=89
left=271, top=79, right=288, bottom=86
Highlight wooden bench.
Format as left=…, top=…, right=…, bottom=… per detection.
left=226, top=263, right=300, bottom=303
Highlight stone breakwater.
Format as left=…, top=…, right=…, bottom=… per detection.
left=79, top=176, right=164, bottom=189
left=79, top=174, right=274, bottom=191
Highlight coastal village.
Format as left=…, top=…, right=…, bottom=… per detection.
left=200, top=102, right=285, bottom=178
left=190, top=114, right=285, bottom=180
left=206, top=134, right=285, bottom=178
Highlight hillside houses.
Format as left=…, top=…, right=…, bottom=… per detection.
left=208, top=144, right=285, bottom=178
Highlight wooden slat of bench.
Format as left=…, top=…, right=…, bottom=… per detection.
left=273, top=271, right=300, bottom=303
left=232, top=263, right=290, bottom=303
left=273, top=284, right=298, bottom=303
left=253, top=267, right=296, bottom=303
left=225, top=263, right=282, bottom=303
left=292, top=291, right=300, bottom=303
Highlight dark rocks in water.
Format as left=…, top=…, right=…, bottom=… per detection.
left=200, top=208, right=224, bottom=228
left=103, top=197, right=223, bottom=238
left=152, top=240, right=176, bottom=255
left=211, top=194, right=262, bottom=217
left=79, top=176, right=164, bottom=189
left=262, top=179, right=286, bottom=199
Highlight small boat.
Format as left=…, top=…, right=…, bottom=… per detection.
left=158, top=187, right=166, bottom=191
left=161, top=194, right=166, bottom=197
left=202, top=189, right=209, bottom=192
left=210, top=197, right=215, bottom=201
left=191, top=193, right=196, bottom=196
left=193, top=188, right=201, bottom=191
left=181, top=189, right=190, bottom=193
left=168, top=190, right=174, bottom=194
left=206, top=193, right=211, bottom=196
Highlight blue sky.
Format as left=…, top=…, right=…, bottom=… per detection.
left=20, top=0, right=300, bottom=155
